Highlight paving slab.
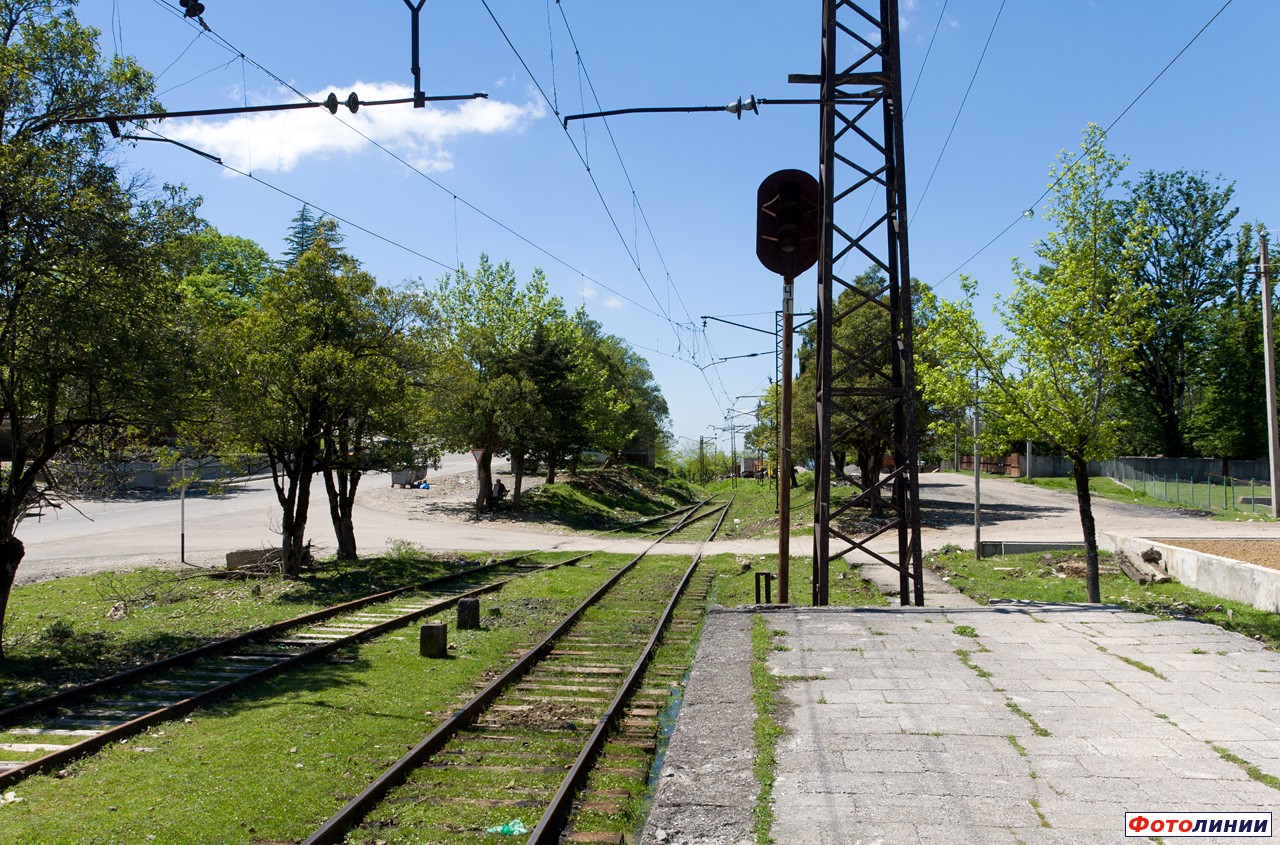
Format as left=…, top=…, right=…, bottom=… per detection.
left=640, top=603, right=1280, bottom=845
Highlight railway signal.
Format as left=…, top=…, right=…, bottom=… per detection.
left=756, top=169, right=821, bottom=279
left=756, top=168, right=819, bottom=606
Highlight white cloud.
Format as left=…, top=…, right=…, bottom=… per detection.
left=160, top=81, right=545, bottom=174
left=602, top=295, right=625, bottom=310
left=899, top=0, right=918, bottom=31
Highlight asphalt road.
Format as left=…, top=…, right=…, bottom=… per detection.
left=12, top=467, right=1273, bottom=585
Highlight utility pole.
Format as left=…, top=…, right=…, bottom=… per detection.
left=973, top=383, right=982, bottom=559
left=699, top=436, right=706, bottom=484
left=1262, top=235, right=1279, bottom=518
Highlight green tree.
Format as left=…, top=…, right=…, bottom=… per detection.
left=204, top=221, right=414, bottom=571
left=177, top=227, right=273, bottom=319
left=319, top=281, right=434, bottom=560
left=495, top=322, right=587, bottom=504
left=280, top=204, right=337, bottom=268
left=0, top=0, right=196, bottom=657
left=745, top=382, right=781, bottom=477
left=427, top=256, right=566, bottom=511
left=922, top=125, right=1155, bottom=602
left=1187, top=224, right=1272, bottom=458
left=1116, top=171, right=1239, bottom=456
left=584, top=333, right=669, bottom=466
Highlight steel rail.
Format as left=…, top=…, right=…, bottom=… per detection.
left=0, top=555, right=530, bottom=728
left=300, top=501, right=724, bottom=845
left=615, top=500, right=704, bottom=531
left=528, top=497, right=732, bottom=843
left=653, top=500, right=730, bottom=534
left=0, top=556, right=583, bottom=790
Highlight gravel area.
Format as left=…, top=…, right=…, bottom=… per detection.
left=1156, top=538, right=1280, bottom=572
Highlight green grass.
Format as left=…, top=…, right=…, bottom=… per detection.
left=927, top=547, right=1280, bottom=651
left=0, top=554, right=629, bottom=845
left=520, top=465, right=699, bottom=530
left=1029, top=797, right=1051, bottom=828
left=668, top=478, right=814, bottom=542
left=1019, top=476, right=1276, bottom=522
left=751, top=614, right=785, bottom=845
left=0, top=550, right=484, bottom=707
left=710, top=554, right=888, bottom=609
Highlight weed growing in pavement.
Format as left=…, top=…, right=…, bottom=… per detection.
left=1029, top=797, right=1051, bottom=827
left=1005, top=701, right=1051, bottom=737
left=955, top=649, right=992, bottom=679
left=1211, top=745, right=1280, bottom=792
left=710, top=554, right=887, bottom=608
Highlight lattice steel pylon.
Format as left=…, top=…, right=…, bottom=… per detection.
left=799, top=0, right=923, bottom=606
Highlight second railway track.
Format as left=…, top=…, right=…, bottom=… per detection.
left=0, top=555, right=580, bottom=788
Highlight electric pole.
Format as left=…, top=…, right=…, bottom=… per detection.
left=1262, top=235, right=1278, bottom=518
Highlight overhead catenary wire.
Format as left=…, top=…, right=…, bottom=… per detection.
left=129, top=0, right=678, bottom=328
left=909, top=0, right=1006, bottom=227
left=137, top=126, right=456, bottom=273
left=554, top=1, right=699, bottom=330
left=478, top=0, right=739, bottom=419
left=548, top=1, right=741, bottom=416
left=937, top=0, right=1237, bottom=286
left=477, top=0, right=685, bottom=340
left=904, top=0, right=950, bottom=117
left=132, top=0, right=738, bottom=417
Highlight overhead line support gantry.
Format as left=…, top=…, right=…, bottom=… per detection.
left=793, top=0, right=923, bottom=607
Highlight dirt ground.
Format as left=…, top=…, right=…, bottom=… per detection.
left=358, top=468, right=551, bottom=527
left=1157, top=539, right=1280, bottom=572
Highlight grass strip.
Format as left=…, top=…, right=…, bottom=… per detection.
left=751, top=614, right=784, bottom=845
left=1029, top=797, right=1051, bottom=828
left=955, top=649, right=991, bottom=679
left=926, top=547, right=1280, bottom=650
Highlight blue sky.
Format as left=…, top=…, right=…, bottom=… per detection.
left=82, top=1, right=1276, bottom=453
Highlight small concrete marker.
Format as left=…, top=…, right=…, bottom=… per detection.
left=457, top=597, right=481, bottom=630
left=420, top=622, right=448, bottom=658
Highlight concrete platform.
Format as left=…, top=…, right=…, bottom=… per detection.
left=642, top=603, right=1280, bottom=845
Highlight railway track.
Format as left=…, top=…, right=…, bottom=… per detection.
left=0, top=554, right=581, bottom=789
left=303, top=497, right=731, bottom=845
left=630, top=496, right=735, bottom=537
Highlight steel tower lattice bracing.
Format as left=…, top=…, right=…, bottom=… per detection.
left=807, top=0, right=923, bottom=606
